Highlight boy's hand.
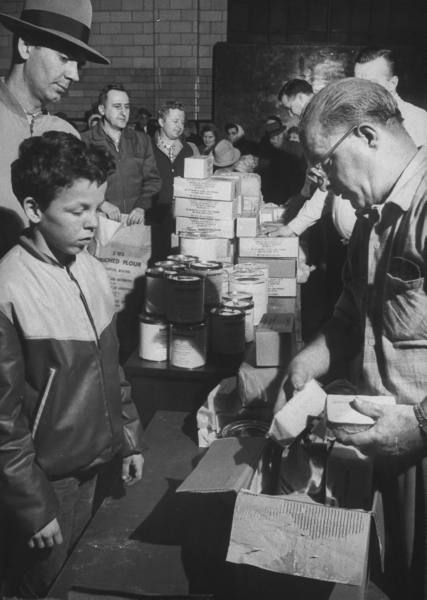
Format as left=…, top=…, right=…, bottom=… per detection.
left=122, top=453, right=144, bottom=486
left=28, top=518, right=63, bottom=549
left=127, top=208, right=145, bottom=225
left=101, top=201, right=121, bottom=222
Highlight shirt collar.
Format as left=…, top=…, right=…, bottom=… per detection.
left=383, top=146, right=427, bottom=212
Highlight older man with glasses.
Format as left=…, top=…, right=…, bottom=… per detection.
left=275, top=77, right=427, bottom=600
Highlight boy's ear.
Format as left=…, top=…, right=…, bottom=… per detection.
left=23, top=197, right=43, bottom=224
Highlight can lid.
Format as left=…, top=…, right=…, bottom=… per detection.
left=222, top=291, right=253, bottom=302
left=139, top=312, right=167, bottom=324
left=155, top=260, right=178, bottom=269
left=223, top=298, right=254, bottom=310
left=169, top=274, right=202, bottom=282
left=189, top=260, right=223, bottom=270
left=210, top=306, right=245, bottom=318
left=146, top=267, right=164, bottom=277
left=220, top=419, right=269, bottom=438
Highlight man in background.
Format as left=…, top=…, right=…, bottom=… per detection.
left=149, top=101, right=197, bottom=262
left=0, top=0, right=109, bottom=255
left=278, top=78, right=314, bottom=118
left=354, top=46, right=427, bottom=147
left=82, top=84, right=161, bottom=225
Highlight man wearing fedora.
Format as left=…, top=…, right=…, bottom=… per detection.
left=0, top=0, right=109, bottom=256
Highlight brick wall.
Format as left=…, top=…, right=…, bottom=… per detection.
left=0, top=0, right=228, bottom=124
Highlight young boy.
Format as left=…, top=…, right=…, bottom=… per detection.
left=0, top=131, right=144, bottom=597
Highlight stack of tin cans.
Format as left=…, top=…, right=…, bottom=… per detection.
left=139, top=255, right=256, bottom=369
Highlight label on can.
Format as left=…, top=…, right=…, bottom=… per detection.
left=170, top=322, right=207, bottom=369
left=139, top=314, right=168, bottom=361
left=166, top=274, right=205, bottom=323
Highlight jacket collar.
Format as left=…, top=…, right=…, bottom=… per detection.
left=19, top=230, right=76, bottom=268
left=90, top=120, right=133, bottom=142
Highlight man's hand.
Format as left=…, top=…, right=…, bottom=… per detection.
left=273, top=356, right=316, bottom=414
left=122, top=453, right=144, bottom=486
left=101, top=201, right=121, bottom=222
left=306, top=166, right=329, bottom=193
left=127, top=208, right=145, bottom=225
left=267, top=224, right=296, bottom=238
left=28, top=518, right=63, bottom=549
left=334, top=399, right=425, bottom=458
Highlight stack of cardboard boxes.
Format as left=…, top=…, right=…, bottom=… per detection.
left=173, top=156, right=239, bottom=262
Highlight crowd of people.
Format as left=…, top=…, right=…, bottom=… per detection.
left=0, top=0, right=427, bottom=599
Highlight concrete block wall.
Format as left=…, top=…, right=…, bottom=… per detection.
left=0, top=0, right=228, bottom=123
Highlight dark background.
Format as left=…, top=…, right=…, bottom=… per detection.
left=214, top=0, right=427, bottom=139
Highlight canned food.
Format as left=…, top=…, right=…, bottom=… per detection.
left=166, top=274, right=205, bottom=324
left=144, top=267, right=166, bottom=316
left=139, top=313, right=168, bottom=361
left=220, top=419, right=270, bottom=438
left=167, top=254, right=198, bottom=265
left=188, top=260, right=224, bottom=307
left=223, top=297, right=255, bottom=343
left=210, top=306, right=245, bottom=355
left=169, top=321, right=207, bottom=369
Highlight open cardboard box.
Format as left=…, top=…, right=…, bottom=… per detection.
left=177, top=436, right=385, bottom=600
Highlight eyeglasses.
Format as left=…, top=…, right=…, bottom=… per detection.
left=311, top=124, right=358, bottom=189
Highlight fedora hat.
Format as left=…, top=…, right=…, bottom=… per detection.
left=0, top=0, right=109, bottom=64
left=265, top=119, right=286, bottom=137
left=213, top=139, right=241, bottom=168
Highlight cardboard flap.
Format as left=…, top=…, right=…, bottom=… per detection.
left=226, top=490, right=371, bottom=586
left=177, top=437, right=270, bottom=494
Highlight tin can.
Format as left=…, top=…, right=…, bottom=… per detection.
left=166, top=274, right=205, bottom=324
left=222, top=291, right=253, bottom=304
left=188, top=260, right=223, bottom=307
left=138, top=313, right=168, bottom=361
left=144, top=267, right=167, bottom=315
left=223, top=298, right=255, bottom=343
left=220, top=419, right=270, bottom=438
left=170, top=322, right=207, bottom=369
left=210, top=306, right=245, bottom=355
left=167, top=254, right=198, bottom=266
left=230, top=273, right=268, bottom=326
left=155, top=260, right=186, bottom=273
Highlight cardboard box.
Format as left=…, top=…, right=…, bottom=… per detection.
left=240, top=172, right=261, bottom=197
left=241, top=195, right=260, bottom=213
left=236, top=213, right=259, bottom=238
left=174, top=176, right=236, bottom=201
left=174, top=196, right=238, bottom=221
left=212, top=171, right=242, bottom=196
left=175, top=216, right=235, bottom=239
left=183, top=155, right=213, bottom=179
left=267, top=296, right=297, bottom=314
left=255, top=313, right=295, bottom=367
left=268, top=277, right=297, bottom=297
left=178, top=436, right=383, bottom=600
left=260, top=205, right=286, bottom=223
left=238, top=236, right=299, bottom=258
left=239, top=257, right=297, bottom=278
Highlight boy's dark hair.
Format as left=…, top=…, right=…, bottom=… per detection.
left=354, top=46, right=397, bottom=77
left=11, top=131, right=115, bottom=210
left=158, top=101, right=185, bottom=120
left=98, top=83, right=128, bottom=107
left=278, top=79, right=313, bottom=101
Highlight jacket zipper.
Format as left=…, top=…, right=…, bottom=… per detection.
left=32, top=367, right=57, bottom=439
left=66, top=266, right=100, bottom=348
left=65, top=266, right=116, bottom=444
